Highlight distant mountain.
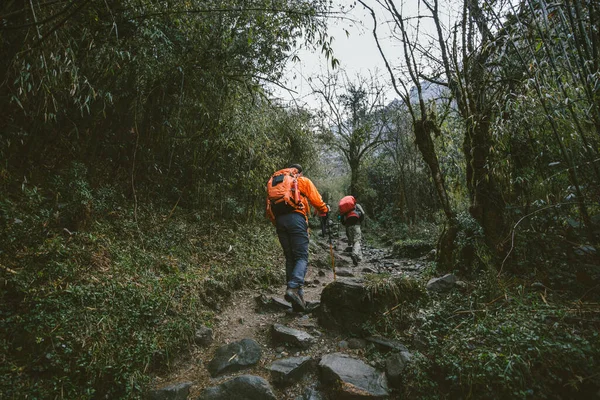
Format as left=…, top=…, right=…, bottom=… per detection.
left=409, top=81, right=449, bottom=104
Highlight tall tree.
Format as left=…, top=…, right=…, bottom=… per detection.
left=360, top=0, right=459, bottom=267
left=314, top=72, right=387, bottom=197
left=0, top=0, right=334, bottom=215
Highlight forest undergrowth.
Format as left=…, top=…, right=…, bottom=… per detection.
left=1, top=184, right=599, bottom=399
left=0, top=183, right=285, bottom=398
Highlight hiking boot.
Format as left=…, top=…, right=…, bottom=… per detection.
left=351, top=254, right=359, bottom=266
left=284, top=287, right=305, bottom=312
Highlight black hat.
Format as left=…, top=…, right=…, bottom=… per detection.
left=289, top=164, right=303, bottom=173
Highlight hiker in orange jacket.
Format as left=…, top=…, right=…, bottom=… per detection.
left=266, top=164, right=329, bottom=312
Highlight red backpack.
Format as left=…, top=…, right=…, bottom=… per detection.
left=338, top=195, right=362, bottom=225
left=267, top=168, right=303, bottom=216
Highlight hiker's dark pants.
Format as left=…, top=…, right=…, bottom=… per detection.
left=275, top=212, right=309, bottom=295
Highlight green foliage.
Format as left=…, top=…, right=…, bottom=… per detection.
left=362, top=274, right=427, bottom=335
left=392, top=239, right=435, bottom=258
left=1, top=0, right=332, bottom=221
left=364, top=273, right=425, bottom=303
left=401, top=277, right=600, bottom=399
left=0, top=185, right=283, bottom=399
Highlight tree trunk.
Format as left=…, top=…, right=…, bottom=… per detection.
left=464, top=115, right=506, bottom=250
left=414, top=119, right=458, bottom=269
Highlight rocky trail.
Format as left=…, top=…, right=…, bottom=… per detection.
left=147, top=231, right=450, bottom=400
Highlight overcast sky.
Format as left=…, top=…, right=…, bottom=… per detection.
left=272, top=0, right=442, bottom=110
left=272, top=2, right=396, bottom=110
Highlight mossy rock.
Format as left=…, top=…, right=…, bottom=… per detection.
left=392, top=240, right=433, bottom=258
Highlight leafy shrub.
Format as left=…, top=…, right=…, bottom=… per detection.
left=393, top=239, right=435, bottom=258
left=0, top=194, right=283, bottom=399
left=401, top=277, right=600, bottom=399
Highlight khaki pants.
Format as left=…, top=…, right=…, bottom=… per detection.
left=346, top=224, right=362, bottom=261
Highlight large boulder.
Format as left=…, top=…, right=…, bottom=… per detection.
left=319, top=353, right=389, bottom=399
left=206, top=339, right=262, bottom=377
left=318, top=279, right=378, bottom=334
left=197, top=375, right=276, bottom=400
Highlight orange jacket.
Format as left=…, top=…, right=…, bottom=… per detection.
left=266, top=175, right=328, bottom=224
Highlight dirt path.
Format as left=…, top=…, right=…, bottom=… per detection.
left=150, top=234, right=427, bottom=399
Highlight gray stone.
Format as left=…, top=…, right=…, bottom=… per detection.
left=412, top=332, right=428, bottom=351
left=425, top=249, right=437, bottom=260
left=426, top=273, right=458, bottom=292
left=197, top=375, right=276, bottom=400
left=206, top=339, right=261, bottom=377
left=147, top=381, right=192, bottom=400
left=366, top=336, right=409, bottom=353
left=318, top=279, right=378, bottom=334
left=348, top=338, right=367, bottom=349
left=319, top=353, right=389, bottom=398
left=194, top=325, right=213, bottom=347
left=267, top=356, right=314, bottom=386
left=295, top=387, right=326, bottom=400
left=385, top=351, right=413, bottom=388
left=255, top=294, right=292, bottom=311
left=271, top=297, right=293, bottom=310
left=272, top=324, right=315, bottom=349
left=336, top=268, right=355, bottom=277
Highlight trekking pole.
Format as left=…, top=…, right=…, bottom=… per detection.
left=327, top=214, right=336, bottom=281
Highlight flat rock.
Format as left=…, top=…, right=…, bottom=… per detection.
left=348, top=338, right=367, bottom=349
left=146, top=381, right=192, bottom=400
left=271, top=297, right=293, bottom=310
left=319, top=353, right=389, bottom=398
left=255, top=294, right=292, bottom=311
left=336, top=268, right=355, bottom=277
left=206, top=338, right=261, bottom=377
left=197, top=375, right=276, bottom=400
left=267, top=356, right=314, bottom=386
left=366, top=336, right=409, bottom=353
left=426, top=274, right=457, bottom=292
left=272, top=324, right=315, bottom=349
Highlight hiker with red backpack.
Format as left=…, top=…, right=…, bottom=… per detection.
left=338, top=195, right=365, bottom=266
left=266, top=164, right=329, bottom=312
